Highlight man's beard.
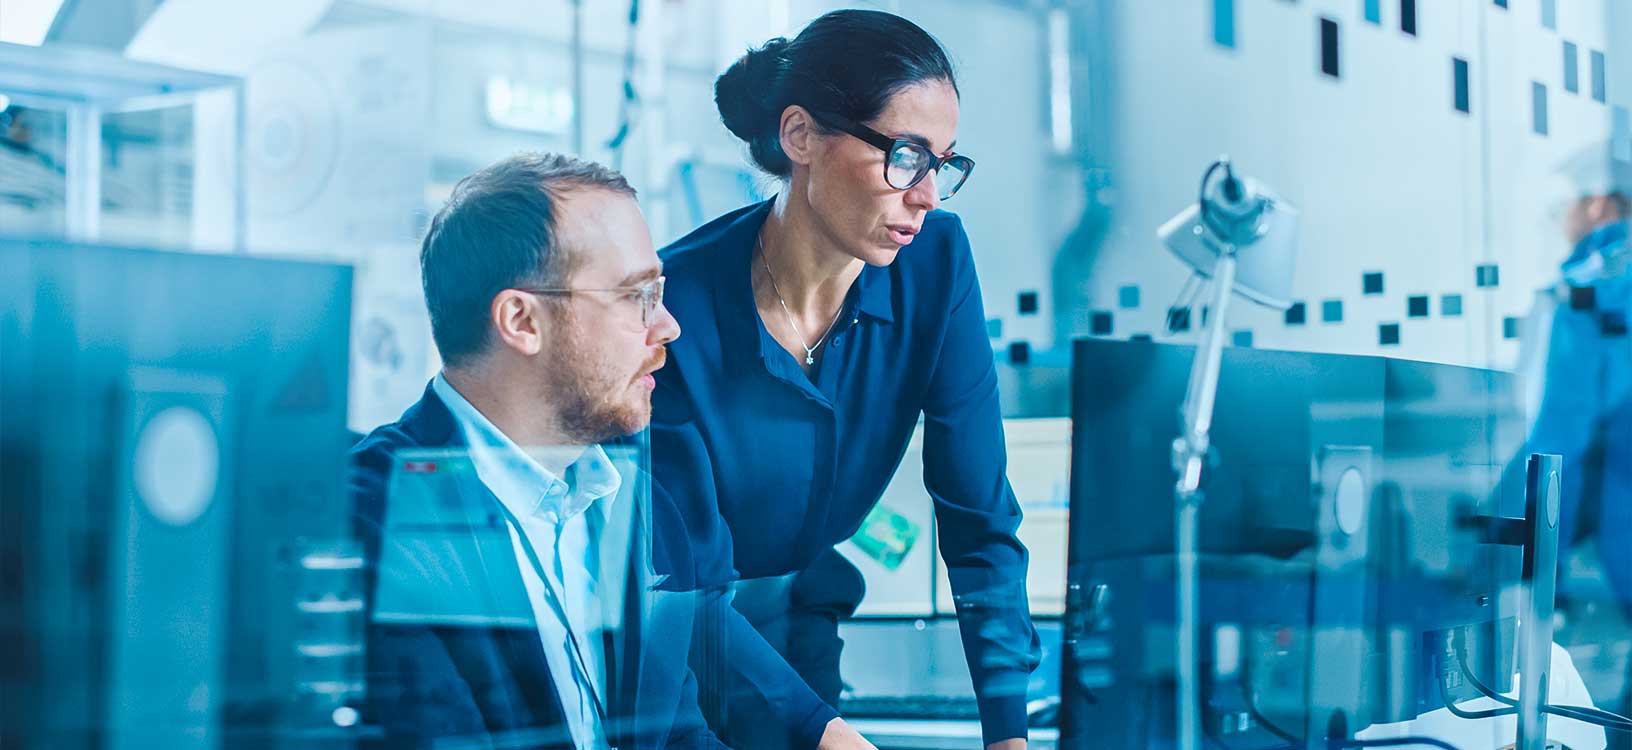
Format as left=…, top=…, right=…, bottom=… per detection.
left=543, top=341, right=661, bottom=446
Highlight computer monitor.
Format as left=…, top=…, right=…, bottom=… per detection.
left=1058, top=339, right=1528, bottom=750
left=0, top=239, right=355, bottom=750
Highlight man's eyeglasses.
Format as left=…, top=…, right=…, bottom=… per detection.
left=515, top=276, right=666, bottom=331
left=809, top=110, right=974, bottom=201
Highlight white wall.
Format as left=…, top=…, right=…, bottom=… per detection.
left=111, top=0, right=1623, bottom=426
left=1052, top=0, right=1621, bottom=371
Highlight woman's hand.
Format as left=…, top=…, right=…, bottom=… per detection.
left=818, top=718, right=878, bottom=750
left=986, top=740, right=1026, bottom=750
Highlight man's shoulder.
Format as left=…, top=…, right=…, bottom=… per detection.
left=350, top=412, right=430, bottom=476
left=347, top=386, right=457, bottom=520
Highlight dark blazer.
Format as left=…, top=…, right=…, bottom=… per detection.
left=349, top=383, right=728, bottom=750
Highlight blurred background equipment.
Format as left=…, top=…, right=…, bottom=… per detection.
left=0, top=239, right=358, bottom=750
left=1055, top=339, right=1579, bottom=750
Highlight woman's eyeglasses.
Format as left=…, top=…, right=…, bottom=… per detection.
left=810, top=110, right=974, bottom=201
left=515, top=276, right=666, bottom=331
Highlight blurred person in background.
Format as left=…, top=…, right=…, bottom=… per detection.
left=1516, top=143, right=1632, bottom=744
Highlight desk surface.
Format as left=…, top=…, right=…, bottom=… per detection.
left=849, top=719, right=1058, bottom=750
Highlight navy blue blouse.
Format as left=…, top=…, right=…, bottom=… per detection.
left=651, top=200, right=1042, bottom=745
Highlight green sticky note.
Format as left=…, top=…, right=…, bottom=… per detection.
left=849, top=503, right=920, bottom=571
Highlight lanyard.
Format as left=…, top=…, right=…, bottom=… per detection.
left=490, top=498, right=614, bottom=746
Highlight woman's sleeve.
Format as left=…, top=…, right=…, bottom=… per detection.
left=918, top=215, right=1043, bottom=746
left=649, top=362, right=840, bottom=747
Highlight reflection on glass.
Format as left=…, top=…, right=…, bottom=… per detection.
left=99, top=106, right=195, bottom=248
left=0, top=104, right=67, bottom=237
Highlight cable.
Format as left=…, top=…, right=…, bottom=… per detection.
left=1545, top=704, right=1632, bottom=732
left=605, top=0, right=642, bottom=168
left=1452, top=630, right=1632, bottom=731
left=1237, top=658, right=1302, bottom=745
left=1453, top=639, right=1516, bottom=707
left=1437, top=675, right=1517, bottom=720
left=1553, top=703, right=1632, bottom=726
left=1335, top=736, right=1463, bottom=750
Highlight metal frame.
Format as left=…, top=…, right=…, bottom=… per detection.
left=0, top=41, right=244, bottom=247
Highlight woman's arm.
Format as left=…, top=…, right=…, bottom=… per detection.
left=650, top=369, right=859, bottom=748
left=918, top=215, right=1043, bottom=749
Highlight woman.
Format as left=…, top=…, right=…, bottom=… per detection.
left=652, top=10, right=1040, bottom=750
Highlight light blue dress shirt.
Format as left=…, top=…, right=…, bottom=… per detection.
left=432, top=374, right=623, bottom=750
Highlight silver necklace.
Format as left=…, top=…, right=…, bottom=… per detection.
left=756, top=235, right=845, bottom=366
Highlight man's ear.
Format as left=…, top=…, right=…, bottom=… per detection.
left=778, top=105, right=822, bottom=170
left=489, top=289, right=547, bottom=357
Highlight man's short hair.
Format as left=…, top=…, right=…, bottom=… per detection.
left=420, top=152, right=636, bottom=369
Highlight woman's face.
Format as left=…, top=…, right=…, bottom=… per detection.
left=798, top=79, right=961, bottom=267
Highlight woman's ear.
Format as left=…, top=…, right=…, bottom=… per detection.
left=778, top=104, right=821, bottom=169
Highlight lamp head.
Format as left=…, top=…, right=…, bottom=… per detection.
left=1158, top=158, right=1299, bottom=310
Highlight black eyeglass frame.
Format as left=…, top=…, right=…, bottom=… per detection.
left=807, top=109, right=975, bottom=201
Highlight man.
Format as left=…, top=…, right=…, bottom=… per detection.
left=1518, top=144, right=1632, bottom=611
left=1512, top=144, right=1632, bottom=744
left=349, top=153, right=724, bottom=749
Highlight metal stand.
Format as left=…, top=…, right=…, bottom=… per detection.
left=1517, top=454, right=1562, bottom=750
left=1170, top=252, right=1238, bottom=750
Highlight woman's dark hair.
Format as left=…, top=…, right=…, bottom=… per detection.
left=714, top=9, right=958, bottom=177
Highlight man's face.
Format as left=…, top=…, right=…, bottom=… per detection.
left=1563, top=194, right=1625, bottom=247
left=536, top=188, right=680, bottom=445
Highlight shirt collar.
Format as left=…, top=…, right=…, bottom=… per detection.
left=431, top=373, right=622, bottom=522
left=1565, top=221, right=1629, bottom=277
left=853, top=258, right=895, bottom=323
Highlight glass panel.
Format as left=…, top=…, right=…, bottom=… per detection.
left=9, top=2, right=1632, bottom=748
left=0, top=103, right=67, bottom=238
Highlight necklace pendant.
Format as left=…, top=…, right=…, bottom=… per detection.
left=805, top=354, right=815, bottom=365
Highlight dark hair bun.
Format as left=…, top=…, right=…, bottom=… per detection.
left=716, top=38, right=787, bottom=141
left=715, top=11, right=957, bottom=179
left=715, top=38, right=793, bottom=175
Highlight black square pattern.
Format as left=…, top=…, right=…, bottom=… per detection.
left=1379, top=323, right=1401, bottom=346
left=1018, top=291, right=1039, bottom=315
left=1320, top=18, right=1341, bottom=78
left=1091, top=311, right=1114, bottom=336
left=1363, top=272, right=1385, bottom=295
left=1008, top=341, right=1031, bottom=364
left=1168, top=307, right=1193, bottom=333
left=1603, top=312, right=1629, bottom=337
